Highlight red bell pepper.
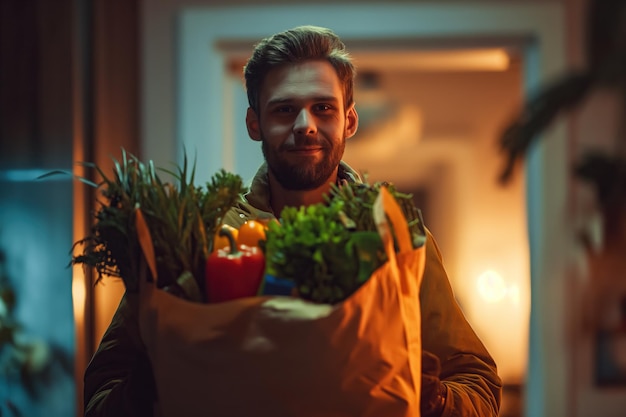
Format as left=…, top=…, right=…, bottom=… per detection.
left=205, top=226, right=265, bottom=303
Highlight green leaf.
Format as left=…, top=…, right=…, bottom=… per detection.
left=264, top=181, right=425, bottom=304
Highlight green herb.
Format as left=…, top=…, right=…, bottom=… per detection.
left=67, top=150, right=246, bottom=292
left=328, top=181, right=426, bottom=249
left=264, top=181, right=425, bottom=304
left=264, top=201, right=360, bottom=303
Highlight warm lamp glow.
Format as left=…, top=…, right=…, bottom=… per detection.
left=477, top=269, right=520, bottom=306
left=461, top=261, right=529, bottom=384
left=477, top=270, right=507, bottom=302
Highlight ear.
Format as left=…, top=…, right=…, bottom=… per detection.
left=345, top=105, right=359, bottom=139
left=246, top=107, right=261, bottom=141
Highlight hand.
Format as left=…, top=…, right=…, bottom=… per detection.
left=421, top=350, right=447, bottom=417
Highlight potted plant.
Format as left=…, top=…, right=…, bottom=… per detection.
left=499, top=0, right=626, bottom=254
left=498, top=0, right=626, bottom=386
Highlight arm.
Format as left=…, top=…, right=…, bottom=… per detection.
left=420, top=229, right=502, bottom=417
left=84, top=293, right=156, bottom=417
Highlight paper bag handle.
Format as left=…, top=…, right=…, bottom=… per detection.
left=135, top=206, right=158, bottom=282
left=373, top=186, right=413, bottom=255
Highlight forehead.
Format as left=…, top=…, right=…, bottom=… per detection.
left=259, top=60, right=344, bottom=107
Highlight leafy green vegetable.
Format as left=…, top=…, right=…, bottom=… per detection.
left=265, top=201, right=362, bottom=303
left=264, top=181, right=425, bottom=304
left=330, top=181, right=426, bottom=249
left=70, top=150, right=246, bottom=293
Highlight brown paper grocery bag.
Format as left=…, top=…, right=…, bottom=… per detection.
left=137, top=187, right=425, bottom=417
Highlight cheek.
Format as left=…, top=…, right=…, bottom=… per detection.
left=263, top=122, right=292, bottom=142
left=325, top=121, right=346, bottom=140
left=267, top=123, right=289, bottom=135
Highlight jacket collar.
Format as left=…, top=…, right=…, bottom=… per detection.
left=244, top=161, right=362, bottom=216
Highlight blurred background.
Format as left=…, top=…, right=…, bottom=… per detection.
left=1, top=0, right=625, bottom=416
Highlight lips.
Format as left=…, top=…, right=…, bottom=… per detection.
left=289, top=147, right=323, bottom=152
left=280, top=137, right=326, bottom=152
left=285, top=147, right=325, bottom=159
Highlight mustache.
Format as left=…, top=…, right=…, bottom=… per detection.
left=279, top=138, right=327, bottom=151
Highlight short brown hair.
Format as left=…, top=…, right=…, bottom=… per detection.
left=244, top=25, right=356, bottom=114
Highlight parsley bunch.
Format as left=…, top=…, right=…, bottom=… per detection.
left=264, top=181, right=424, bottom=304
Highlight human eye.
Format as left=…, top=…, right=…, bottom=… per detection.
left=272, top=105, right=294, bottom=114
left=314, top=103, right=335, bottom=113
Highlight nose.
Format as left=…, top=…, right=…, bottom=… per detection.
left=293, top=108, right=316, bottom=136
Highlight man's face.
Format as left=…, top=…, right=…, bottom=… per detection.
left=246, top=60, right=358, bottom=191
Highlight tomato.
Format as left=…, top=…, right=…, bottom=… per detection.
left=237, top=220, right=267, bottom=248
left=212, top=224, right=239, bottom=251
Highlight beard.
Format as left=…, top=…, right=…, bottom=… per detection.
left=261, top=133, right=346, bottom=191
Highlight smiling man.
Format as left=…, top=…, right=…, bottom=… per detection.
left=246, top=59, right=358, bottom=214
left=83, top=25, right=502, bottom=417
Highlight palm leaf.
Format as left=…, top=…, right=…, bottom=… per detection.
left=498, top=71, right=594, bottom=183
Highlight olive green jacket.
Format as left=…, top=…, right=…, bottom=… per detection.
left=84, top=162, right=501, bottom=417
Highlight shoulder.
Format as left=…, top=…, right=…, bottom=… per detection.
left=223, top=203, right=252, bottom=228
left=338, top=160, right=362, bottom=184
left=223, top=200, right=276, bottom=228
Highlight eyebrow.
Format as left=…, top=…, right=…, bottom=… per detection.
left=266, top=96, right=341, bottom=106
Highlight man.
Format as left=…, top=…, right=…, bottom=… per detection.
left=84, top=25, right=501, bottom=417
left=223, top=25, right=501, bottom=417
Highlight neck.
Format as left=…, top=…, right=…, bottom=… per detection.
left=268, top=168, right=338, bottom=217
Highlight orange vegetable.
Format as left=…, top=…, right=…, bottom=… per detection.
left=237, top=220, right=267, bottom=248
left=212, top=224, right=239, bottom=252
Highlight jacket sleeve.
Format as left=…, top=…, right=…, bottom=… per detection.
left=84, top=293, right=156, bottom=417
left=420, top=230, right=502, bottom=417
